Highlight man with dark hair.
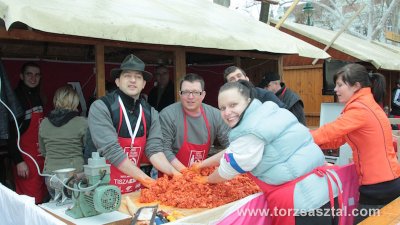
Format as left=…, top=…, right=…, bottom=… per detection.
left=223, top=66, right=286, bottom=108
left=159, top=73, right=230, bottom=171
left=391, top=79, right=400, bottom=116
left=8, top=61, right=48, bottom=203
left=148, top=65, right=175, bottom=111
left=259, top=72, right=306, bottom=125
left=390, top=79, right=400, bottom=129
left=86, top=54, right=179, bottom=194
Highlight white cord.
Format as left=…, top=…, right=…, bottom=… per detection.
left=0, top=74, right=101, bottom=193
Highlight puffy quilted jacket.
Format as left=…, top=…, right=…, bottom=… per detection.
left=230, top=100, right=339, bottom=210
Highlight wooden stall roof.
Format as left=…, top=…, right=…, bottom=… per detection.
left=0, top=0, right=330, bottom=59
left=271, top=19, right=400, bottom=71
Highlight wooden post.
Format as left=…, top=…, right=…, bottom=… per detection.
left=174, top=48, right=186, bottom=101
left=95, top=44, right=106, bottom=98
left=234, top=56, right=241, bottom=67
left=278, top=56, right=284, bottom=80
left=311, top=5, right=366, bottom=65
left=275, top=0, right=301, bottom=29
left=259, top=2, right=270, bottom=24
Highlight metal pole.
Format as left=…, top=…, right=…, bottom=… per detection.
left=275, top=0, right=301, bottom=29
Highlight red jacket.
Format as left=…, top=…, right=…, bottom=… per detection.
left=312, top=88, right=400, bottom=185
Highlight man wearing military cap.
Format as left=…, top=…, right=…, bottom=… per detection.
left=87, top=54, right=180, bottom=193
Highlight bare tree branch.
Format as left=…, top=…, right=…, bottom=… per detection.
left=370, top=0, right=400, bottom=40
left=312, top=1, right=344, bottom=22
left=326, top=0, right=342, bottom=17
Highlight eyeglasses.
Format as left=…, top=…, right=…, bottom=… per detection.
left=179, top=90, right=203, bottom=96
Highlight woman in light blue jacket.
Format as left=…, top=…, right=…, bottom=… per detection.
left=196, top=80, right=341, bottom=225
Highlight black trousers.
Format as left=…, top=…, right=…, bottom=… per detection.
left=354, top=177, right=400, bottom=224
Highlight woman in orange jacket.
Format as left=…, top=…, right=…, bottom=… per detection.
left=311, top=63, right=400, bottom=223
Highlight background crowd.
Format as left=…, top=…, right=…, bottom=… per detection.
left=0, top=55, right=398, bottom=225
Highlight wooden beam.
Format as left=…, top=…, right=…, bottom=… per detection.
left=234, top=56, right=241, bottom=67
left=305, top=112, right=320, bottom=116
left=275, top=0, right=301, bottom=29
left=259, top=2, right=270, bottom=23
left=283, top=64, right=323, bottom=70
left=0, top=28, right=176, bottom=52
left=95, top=45, right=106, bottom=98
left=185, top=47, right=279, bottom=60
left=311, top=4, right=366, bottom=65
left=278, top=55, right=284, bottom=79
left=254, top=0, right=279, bottom=4
left=174, top=48, right=186, bottom=101
left=0, top=28, right=281, bottom=61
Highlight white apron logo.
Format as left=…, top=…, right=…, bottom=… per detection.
left=189, top=150, right=205, bottom=166
left=124, top=146, right=142, bottom=166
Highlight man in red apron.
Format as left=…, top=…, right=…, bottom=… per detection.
left=159, top=73, right=231, bottom=172
left=86, top=54, right=179, bottom=194
left=175, top=105, right=211, bottom=168
left=9, top=62, right=47, bottom=204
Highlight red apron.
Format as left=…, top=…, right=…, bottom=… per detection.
left=175, top=106, right=211, bottom=167
left=108, top=99, right=147, bottom=194
left=248, top=165, right=343, bottom=225
left=14, top=111, right=47, bottom=204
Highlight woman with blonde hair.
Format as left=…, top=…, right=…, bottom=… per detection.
left=39, top=85, right=88, bottom=199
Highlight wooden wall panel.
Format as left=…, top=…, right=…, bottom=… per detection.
left=283, top=66, right=334, bottom=127
left=241, top=58, right=277, bottom=86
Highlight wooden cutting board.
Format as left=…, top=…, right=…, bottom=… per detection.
left=118, top=191, right=210, bottom=220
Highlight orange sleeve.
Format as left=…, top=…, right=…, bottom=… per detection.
left=312, top=103, right=367, bottom=149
